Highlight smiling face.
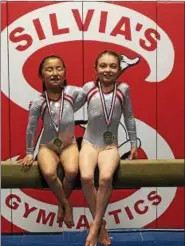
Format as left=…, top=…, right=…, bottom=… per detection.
left=39, top=57, right=66, bottom=90
left=95, top=52, right=121, bottom=85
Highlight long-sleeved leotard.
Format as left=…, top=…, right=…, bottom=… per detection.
left=26, top=85, right=82, bottom=156
left=74, top=81, right=137, bottom=149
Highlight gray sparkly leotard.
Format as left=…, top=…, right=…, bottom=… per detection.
left=26, top=85, right=82, bottom=156
left=75, top=81, right=137, bottom=149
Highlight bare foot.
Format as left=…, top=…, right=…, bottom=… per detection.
left=57, top=205, right=64, bottom=223
left=63, top=202, right=74, bottom=227
left=85, top=223, right=99, bottom=246
left=98, top=220, right=111, bottom=245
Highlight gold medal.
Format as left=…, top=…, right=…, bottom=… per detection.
left=53, top=137, right=62, bottom=147
left=103, top=130, right=114, bottom=145
left=45, top=90, right=64, bottom=148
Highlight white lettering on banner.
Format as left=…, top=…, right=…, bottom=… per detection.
left=1, top=187, right=177, bottom=232
left=1, top=2, right=174, bottom=110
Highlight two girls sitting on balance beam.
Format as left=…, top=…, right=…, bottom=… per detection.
left=20, top=51, right=138, bottom=246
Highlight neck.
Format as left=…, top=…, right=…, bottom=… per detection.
left=46, top=87, right=62, bottom=100
left=100, top=81, right=115, bottom=92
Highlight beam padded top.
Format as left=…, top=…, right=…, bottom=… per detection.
left=1, top=159, right=185, bottom=189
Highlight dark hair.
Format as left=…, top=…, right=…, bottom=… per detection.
left=95, top=50, right=122, bottom=70
left=38, top=55, right=67, bottom=92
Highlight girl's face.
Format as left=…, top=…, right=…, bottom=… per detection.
left=40, top=58, right=66, bottom=89
left=96, top=53, right=120, bottom=84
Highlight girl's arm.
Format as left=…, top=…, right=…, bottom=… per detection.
left=122, top=85, right=137, bottom=152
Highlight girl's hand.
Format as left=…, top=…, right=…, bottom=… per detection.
left=129, top=148, right=138, bottom=160
left=18, top=155, right=34, bottom=171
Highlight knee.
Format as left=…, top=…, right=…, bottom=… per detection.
left=99, top=175, right=112, bottom=187
left=65, top=169, right=78, bottom=182
left=81, top=174, right=94, bottom=186
left=43, top=170, right=57, bottom=183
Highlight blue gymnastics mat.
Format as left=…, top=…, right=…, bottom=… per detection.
left=1, top=230, right=184, bottom=246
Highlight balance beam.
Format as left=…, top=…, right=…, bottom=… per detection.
left=1, top=159, right=184, bottom=189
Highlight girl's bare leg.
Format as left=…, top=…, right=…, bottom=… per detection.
left=37, top=146, right=69, bottom=225
left=79, top=142, right=98, bottom=219
left=79, top=142, right=99, bottom=246
left=86, top=147, right=120, bottom=246
left=59, top=142, right=79, bottom=226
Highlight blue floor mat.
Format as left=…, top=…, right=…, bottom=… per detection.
left=1, top=231, right=184, bottom=246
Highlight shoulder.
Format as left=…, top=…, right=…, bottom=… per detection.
left=64, top=85, right=80, bottom=94
left=64, top=85, right=83, bottom=100
left=83, top=81, right=97, bottom=92
left=64, top=85, right=72, bottom=94
left=117, top=81, right=130, bottom=95
left=29, top=95, right=45, bottom=110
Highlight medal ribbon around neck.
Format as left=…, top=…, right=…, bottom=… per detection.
left=45, top=90, right=64, bottom=135
left=98, top=81, right=117, bottom=127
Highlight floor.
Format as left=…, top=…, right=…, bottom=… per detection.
left=1, top=230, right=184, bottom=246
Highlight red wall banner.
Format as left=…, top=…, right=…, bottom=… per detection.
left=1, top=1, right=184, bottom=233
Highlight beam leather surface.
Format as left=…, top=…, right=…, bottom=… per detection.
left=1, top=159, right=184, bottom=189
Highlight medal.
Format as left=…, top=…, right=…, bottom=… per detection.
left=103, top=130, right=114, bottom=145
left=53, top=137, right=62, bottom=147
left=98, top=81, right=117, bottom=145
left=45, top=90, right=64, bottom=147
